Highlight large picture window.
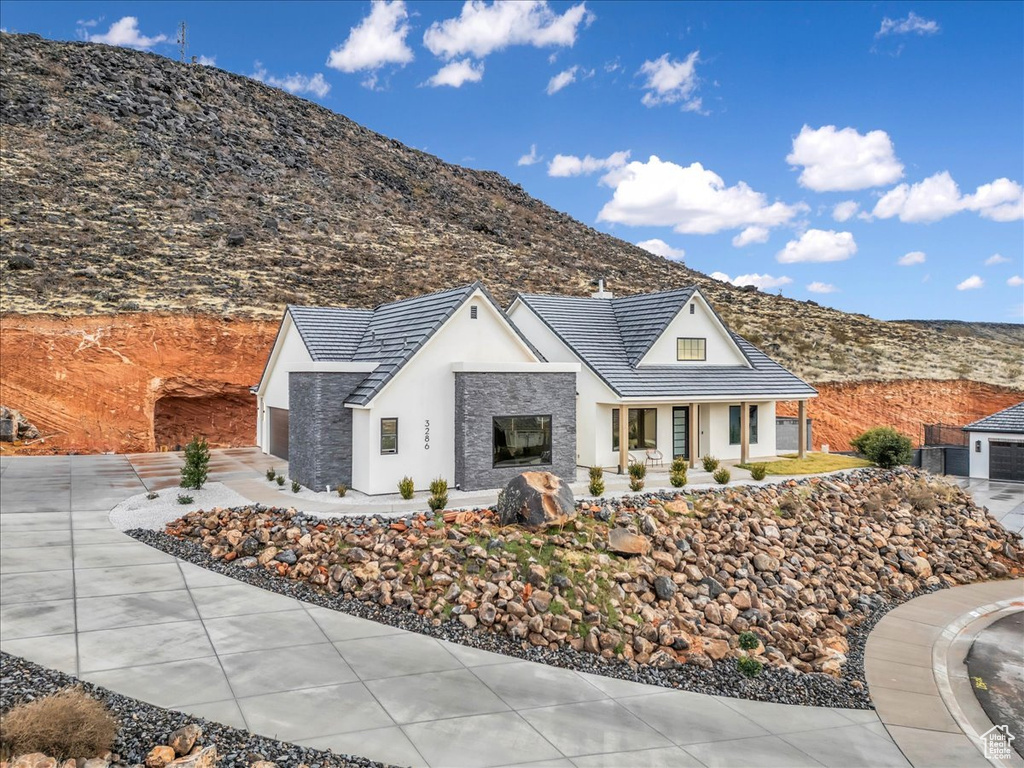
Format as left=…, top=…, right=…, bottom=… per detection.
left=729, top=405, right=758, bottom=445
left=380, top=418, right=398, bottom=454
left=676, top=337, right=706, bottom=361
left=493, top=415, right=552, bottom=468
left=612, top=408, right=658, bottom=450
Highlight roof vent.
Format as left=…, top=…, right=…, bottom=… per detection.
left=470, top=305, right=478, bottom=319
left=591, top=278, right=613, bottom=299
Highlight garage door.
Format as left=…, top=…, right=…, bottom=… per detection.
left=268, top=407, right=289, bottom=460
left=990, top=440, right=1024, bottom=482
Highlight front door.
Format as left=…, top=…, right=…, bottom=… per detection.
left=672, top=406, right=689, bottom=459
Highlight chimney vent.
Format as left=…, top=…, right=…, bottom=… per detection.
left=591, top=278, right=613, bottom=298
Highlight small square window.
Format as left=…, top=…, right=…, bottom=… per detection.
left=676, top=337, right=706, bottom=361
left=380, top=418, right=398, bottom=455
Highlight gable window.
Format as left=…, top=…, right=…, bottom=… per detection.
left=493, top=415, right=552, bottom=467
left=380, top=418, right=398, bottom=454
left=612, top=408, right=658, bottom=450
left=676, top=337, right=706, bottom=361
left=729, top=405, right=758, bottom=445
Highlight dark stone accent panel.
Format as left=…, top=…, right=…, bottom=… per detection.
left=455, top=372, right=576, bottom=492
left=288, top=372, right=366, bottom=492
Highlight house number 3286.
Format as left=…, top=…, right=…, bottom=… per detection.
left=424, top=420, right=430, bottom=450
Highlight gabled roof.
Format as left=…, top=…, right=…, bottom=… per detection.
left=514, top=288, right=816, bottom=399
left=283, top=282, right=543, bottom=407
left=964, top=402, right=1024, bottom=434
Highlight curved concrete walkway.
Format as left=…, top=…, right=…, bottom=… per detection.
left=0, top=453, right=930, bottom=767
left=866, top=580, right=1024, bottom=768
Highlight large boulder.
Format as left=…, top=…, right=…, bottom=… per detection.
left=496, top=471, right=576, bottom=530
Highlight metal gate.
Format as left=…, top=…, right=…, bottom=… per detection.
left=268, top=407, right=289, bottom=460
left=990, top=441, right=1024, bottom=482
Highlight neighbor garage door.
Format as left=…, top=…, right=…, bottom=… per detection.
left=990, top=440, right=1024, bottom=482
left=268, top=407, right=289, bottom=460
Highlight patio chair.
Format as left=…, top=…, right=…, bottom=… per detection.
left=645, top=449, right=664, bottom=467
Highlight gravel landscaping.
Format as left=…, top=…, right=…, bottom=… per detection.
left=109, top=482, right=253, bottom=532
left=0, top=652, right=391, bottom=768
left=127, top=467, right=1023, bottom=710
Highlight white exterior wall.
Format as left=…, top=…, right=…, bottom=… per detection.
left=355, top=293, right=538, bottom=494
left=967, top=430, right=1023, bottom=479
left=256, top=317, right=312, bottom=450
left=639, top=294, right=748, bottom=367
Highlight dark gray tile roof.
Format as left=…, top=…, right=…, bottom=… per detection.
left=516, top=289, right=816, bottom=399
left=286, top=283, right=544, bottom=407
left=964, top=402, right=1024, bottom=433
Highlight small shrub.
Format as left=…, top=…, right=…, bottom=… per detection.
left=851, top=427, right=913, bottom=469
left=336, top=483, right=347, bottom=498
left=291, top=480, right=301, bottom=493
left=671, top=456, right=687, bottom=473
left=176, top=493, right=193, bottom=504
left=275, top=474, right=285, bottom=486
left=179, top=435, right=210, bottom=490
left=266, top=467, right=276, bottom=481
left=749, top=463, right=768, bottom=481
left=398, top=476, right=415, bottom=500
left=0, top=687, right=118, bottom=760
left=669, top=468, right=687, bottom=488
left=629, top=476, right=645, bottom=492
left=737, top=654, right=764, bottom=678
left=713, top=467, right=731, bottom=484
left=738, top=631, right=760, bottom=651
left=588, top=466, right=605, bottom=497
left=702, top=454, right=719, bottom=472
left=627, top=461, right=645, bottom=492
left=428, top=477, right=448, bottom=511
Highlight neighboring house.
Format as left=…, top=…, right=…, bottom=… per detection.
left=963, top=402, right=1024, bottom=482
left=254, top=283, right=579, bottom=494
left=508, top=284, right=817, bottom=472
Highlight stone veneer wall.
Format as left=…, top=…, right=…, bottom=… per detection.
left=454, top=372, right=576, bottom=492
left=288, top=372, right=367, bottom=492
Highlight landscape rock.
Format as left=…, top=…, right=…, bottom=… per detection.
left=496, top=472, right=576, bottom=531
left=607, top=528, right=651, bottom=556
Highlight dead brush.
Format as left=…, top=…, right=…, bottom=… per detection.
left=907, top=481, right=938, bottom=512
left=0, top=687, right=117, bottom=761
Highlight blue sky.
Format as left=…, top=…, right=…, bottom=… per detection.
left=2, top=1, right=1022, bottom=322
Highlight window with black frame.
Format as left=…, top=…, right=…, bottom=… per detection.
left=729, top=405, right=758, bottom=444
left=380, top=418, right=398, bottom=454
left=493, top=415, right=552, bottom=467
left=612, top=408, right=658, bottom=450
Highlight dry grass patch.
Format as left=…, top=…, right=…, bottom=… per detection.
left=0, top=687, right=117, bottom=761
left=740, top=453, right=872, bottom=475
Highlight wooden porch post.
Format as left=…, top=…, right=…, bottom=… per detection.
left=689, top=403, right=698, bottom=469
left=618, top=404, right=629, bottom=474
left=740, top=401, right=750, bottom=465
left=797, top=400, right=808, bottom=459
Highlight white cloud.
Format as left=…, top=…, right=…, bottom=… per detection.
left=88, top=16, right=166, bottom=49
left=424, top=1, right=591, bottom=60
left=876, top=12, right=940, bottom=38
left=872, top=171, right=1024, bottom=223
left=777, top=229, right=857, bottom=263
left=985, top=253, right=1010, bottom=266
left=807, top=281, right=838, bottom=294
left=518, top=144, right=542, bottom=166
left=424, top=59, right=485, bottom=88
left=636, top=238, right=685, bottom=261
left=957, top=275, right=984, bottom=291
left=252, top=64, right=331, bottom=98
left=77, top=18, right=100, bottom=28
left=712, top=272, right=793, bottom=290
left=1008, top=275, right=1024, bottom=287
left=547, top=65, right=578, bottom=94
left=638, top=51, right=701, bottom=111
left=548, top=150, right=630, bottom=177
left=832, top=201, right=860, bottom=222
left=897, top=251, right=926, bottom=266
left=732, top=226, right=770, bottom=247
left=197, top=55, right=217, bottom=67
left=327, top=0, right=414, bottom=75
left=787, top=125, right=903, bottom=192
left=596, top=156, right=805, bottom=236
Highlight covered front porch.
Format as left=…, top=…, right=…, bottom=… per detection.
left=586, top=398, right=810, bottom=474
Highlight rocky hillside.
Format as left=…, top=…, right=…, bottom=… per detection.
left=1, top=32, right=1021, bottom=388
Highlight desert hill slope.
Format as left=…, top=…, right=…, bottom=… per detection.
left=2, top=32, right=1021, bottom=387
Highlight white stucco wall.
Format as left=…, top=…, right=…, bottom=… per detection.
left=354, top=293, right=539, bottom=494
left=256, top=317, right=311, bottom=450
left=639, top=294, right=748, bottom=367
left=967, top=431, right=1023, bottom=479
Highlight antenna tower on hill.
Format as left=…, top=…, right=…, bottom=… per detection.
left=177, top=21, right=187, bottom=63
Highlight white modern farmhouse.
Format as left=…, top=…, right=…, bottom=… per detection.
left=508, top=284, right=817, bottom=473
left=963, top=402, right=1024, bottom=482
left=256, top=281, right=816, bottom=493
left=254, top=283, right=579, bottom=493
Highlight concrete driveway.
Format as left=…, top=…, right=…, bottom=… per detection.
left=954, top=478, right=1024, bottom=535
